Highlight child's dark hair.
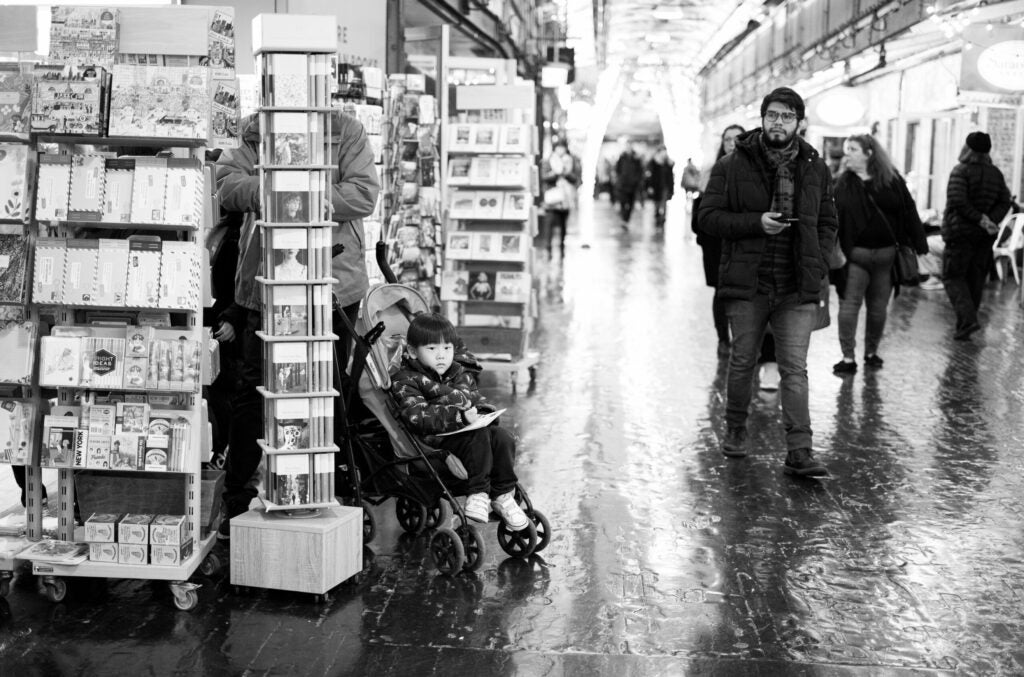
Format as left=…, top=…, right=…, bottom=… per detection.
left=407, top=312, right=459, bottom=347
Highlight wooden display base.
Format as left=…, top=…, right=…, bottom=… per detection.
left=229, top=505, right=362, bottom=595
left=480, top=350, right=540, bottom=395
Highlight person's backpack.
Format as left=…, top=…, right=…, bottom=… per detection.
left=681, top=160, right=701, bottom=192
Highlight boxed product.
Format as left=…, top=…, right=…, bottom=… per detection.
left=117, top=543, right=148, bottom=565
left=117, top=513, right=153, bottom=544
left=35, top=155, right=72, bottom=221
left=150, top=538, right=193, bottom=566
left=100, top=158, right=134, bottom=223
left=149, top=514, right=186, bottom=546
left=89, top=542, right=119, bottom=563
left=68, top=154, right=106, bottom=219
left=84, top=513, right=121, bottom=542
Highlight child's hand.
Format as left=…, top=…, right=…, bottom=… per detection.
left=463, top=407, right=480, bottom=423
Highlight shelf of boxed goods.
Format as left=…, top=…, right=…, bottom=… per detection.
left=21, top=137, right=218, bottom=611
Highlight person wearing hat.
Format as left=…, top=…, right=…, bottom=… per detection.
left=698, top=86, right=837, bottom=477
left=941, top=131, right=1012, bottom=340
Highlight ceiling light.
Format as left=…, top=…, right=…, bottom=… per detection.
left=652, top=7, right=685, bottom=21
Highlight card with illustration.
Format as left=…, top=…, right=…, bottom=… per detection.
left=468, top=270, right=496, bottom=301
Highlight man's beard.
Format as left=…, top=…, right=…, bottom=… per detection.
left=762, top=126, right=796, bottom=149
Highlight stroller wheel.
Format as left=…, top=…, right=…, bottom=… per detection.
left=361, top=500, right=377, bottom=544
left=456, top=523, right=486, bottom=573
left=430, top=527, right=465, bottom=576
left=425, top=500, right=449, bottom=530
left=395, top=497, right=428, bottom=534
left=529, top=509, right=552, bottom=553
left=497, top=520, right=538, bottom=559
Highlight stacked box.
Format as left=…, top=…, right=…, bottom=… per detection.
left=85, top=513, right=121, bottom=562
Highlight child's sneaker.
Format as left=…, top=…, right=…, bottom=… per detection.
left=491, top=491, right=529, bottom=531
left=463, top=493, right=490, bottom=523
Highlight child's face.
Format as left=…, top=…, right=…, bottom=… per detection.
left=411, top=341, right=454, bottom=375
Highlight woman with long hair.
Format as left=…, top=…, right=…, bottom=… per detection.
left=832, top=134, right=927, bottom=373
left=941, top=132, right=1012, bottom=340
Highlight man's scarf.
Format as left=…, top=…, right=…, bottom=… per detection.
left=760, top=133, right=800, bottom=219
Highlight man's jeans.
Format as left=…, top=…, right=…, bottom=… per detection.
left=725, top=291, right=818, bottom=451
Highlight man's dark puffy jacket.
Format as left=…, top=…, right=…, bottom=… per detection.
left=697, top=129, right=837, bottom=304
left=941, top=157, right=1011, bottom=243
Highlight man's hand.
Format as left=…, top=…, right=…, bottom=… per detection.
left=980, top=214, right=999, bottom=235
left=761, top=212, right=791, bottom=235
left=213, top=321, right=236, bottom=343
left=463, top=406, right=480, bottom=424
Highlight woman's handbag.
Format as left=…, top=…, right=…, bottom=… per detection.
left=866, top=191, right=919, bottom=284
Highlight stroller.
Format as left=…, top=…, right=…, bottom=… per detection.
left=332, top=279, right=551, bottom=575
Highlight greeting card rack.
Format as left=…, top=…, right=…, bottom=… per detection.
left=22, top=134, right=217, bottom=611
left=441, top=80, right=541, bottom=392
left=253, top=43, right=341, bottom=514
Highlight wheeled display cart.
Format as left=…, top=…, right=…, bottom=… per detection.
left=22, top=135, right=220, bottom=611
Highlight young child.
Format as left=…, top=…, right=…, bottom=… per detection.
left=390, top=313, right=529, bottom=530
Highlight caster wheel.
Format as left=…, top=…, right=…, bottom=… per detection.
left=361, top=500, right=376, bottom=544
left=43, top=578, right=68, bottom=603
left=497, top=520, right=538, bottom=559
left=424, top=500, right=449, bottom=530
left=199, top=552, right=222, bottom=577
left=529, top=510, right=552, bottom=553
left=395, top=497, right=428, bottom=534
left=456, top=523, right=485, bottom=573
left=429, top=527, right=465, bottom=576
left=171, top=588, right=198, bottom=611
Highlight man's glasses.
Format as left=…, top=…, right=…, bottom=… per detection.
left=764, top=111, right=797, bottom=123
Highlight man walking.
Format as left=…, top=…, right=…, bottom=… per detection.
left=697, top=87, right=836, bottom=477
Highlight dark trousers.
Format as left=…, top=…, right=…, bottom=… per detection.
left=223, top=309, right=264, bottom=516
left=332, top=300, right=361, bottom=496
left=713, top=296, right=729, bottom=344
left=943, top=235, right=994, bottom=331
left=545, top=209, right=569, bottom=258
left=437, top=426, right=517, bottom=497
left=617, top=186, right=638, bottom=223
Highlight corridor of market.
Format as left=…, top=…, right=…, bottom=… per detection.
left=3, top=198, right=1023, bottom=676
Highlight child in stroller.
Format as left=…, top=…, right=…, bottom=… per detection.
left=390, top=313, right=528, bottom=530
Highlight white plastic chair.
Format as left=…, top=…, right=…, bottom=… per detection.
left=992, top=213, right=1024, bottom=284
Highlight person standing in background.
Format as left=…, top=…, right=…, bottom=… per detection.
left=645, top=145, right=674, bottom=229
left=832, top=134, right=927, bottom=374
left=540, top=140, right=580, bottom=259
left=614, top=141, right=645, bottom=229
left=941, top=131, right=1012, bottom=340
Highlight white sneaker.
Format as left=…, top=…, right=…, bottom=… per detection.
left=759, top=362, right=780, bottom=391
left=463, top=493, right=490, bottom=523
left=920, top=276, right=944, bottom=291
left=490, top=491, right=529, bottom=531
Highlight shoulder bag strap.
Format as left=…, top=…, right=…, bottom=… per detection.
left=863, top=187, right=901, bottom=246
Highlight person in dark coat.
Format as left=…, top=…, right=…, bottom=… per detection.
left=614, top=142, right=644, bottom=228
left=698, top=87, right=837, bottom=477
left=645, top=145, right=674, bottom=228
left=941, top=131, right=1012, bottom=340
left=832, top=134, right=928, bottom=373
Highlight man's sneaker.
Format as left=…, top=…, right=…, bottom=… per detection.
left=490, top=491, right=529, bottom=531
left=721, top=426, right=748, bottom=458
left=833, top=359, right=857, bottom=374
left=784, top=448, right=828, bottom=477
left=954, top=322, right=981, bottom=341
left=919, top=276, right=944, bottom=291
left=758, top=362, right=780, bottom=391
left=864, top=354, right=884, bottom=368
left=463, top=492, right=490, bottom=523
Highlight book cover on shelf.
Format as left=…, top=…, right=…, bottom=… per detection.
left=448, top=191, right=475, bottom=220
left=129, top=157, right=168, bottom=224
left=0, top=400, right=36, bottom=465
left=450, top=124, right=473, bottom=152
left=87, top=404, right=116, bottom=437
left=497, top=232, right=527, bottom=260
left=32, top=238, right=67, bottom=304
left=469, top=156, right=498, bottom=185
left=269, top=342, right=308, bottom=394
left=468, top=270, right=496, bottom=301
left=498, top=124, right=531, bottom=153
left=125, top=236, right=162, bottom=307
left=0, top=234, right=29, bottom=305
left=163, top=159, right=203, bottom=225
left=210, top=79, right=240, bottom=151
left=502, top=192, right=531, bottom=221
left=272, top=454, right=311, bottom=505
left=63, top=239, right=100, bottom=305
left=265, top=112, right=325, bottom=165
left=471, top=232, right=496, bottom=260
left=41, top=415, right=77, bottom=468
left=110, top=434, right=140, bottom=470
left=39, top=336, right=81, bottom=387
left=0, top=143, right=30, bottom=220
left=446, top=156, right=472, bottom=185
left=271, top=398, right=311, bottom=450
left=495, top=158, right=530, bottom=186
left=0, top=317, right=35, bottom=386
left=494, top=271, right=531, bottom=303
left=472, top=191, right=503, bottom=220
left=268, top=285, right=309, bottom=336
left=271, top=246, right=308, bottom=282
left=0, top=65, right=33, bottom=139
left=268, top=170, right=325, bottom=223
left=94, top=238, right=130, bottom=306
left=68, top=154, right=106, bottom=218
left=80, top=337, right=126, bottom=389
left=116, top=402, right=149, bottom=434
left=159, top=241, right=200, bottom=310
left=444, top=232, right=472, bottom=260
left=207, top=7, right=236, bottom=79
left=100, top=158, right=134, bottom=223
left=262, top=53, right=310, bottom=108
left=440, top=270, right=469, bottom=301
left=144, top=434, right=169, bottom=471
left=32, top=70, right=106, bottom=136
left=472, top=124, right=499, bottom=152
left=18, top=540, right=89, bottom=565
left=49, top=6, right=119, bottom=71
left=85, top=433, right=110, bottom=469
left=109, top=65, right=209, bottom=139
left=35, top=155, right=72, bottom=221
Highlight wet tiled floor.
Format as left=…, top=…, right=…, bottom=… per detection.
left=2, top=198, right=1023, bottom=676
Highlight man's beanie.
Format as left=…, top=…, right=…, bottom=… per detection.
left=966, top=131, right=992, bottom=154
left=760, top=87, right=805, bottom=120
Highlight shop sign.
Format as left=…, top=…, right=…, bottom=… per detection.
left=961, top=24, right=1024, bottom=93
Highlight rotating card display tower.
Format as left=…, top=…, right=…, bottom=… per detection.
left=252, top=16, right=340, bottom=514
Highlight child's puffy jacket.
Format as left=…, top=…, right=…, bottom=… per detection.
left=391, top=356, right=482, bottom=436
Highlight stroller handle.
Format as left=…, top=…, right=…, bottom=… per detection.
left=376, top=241, right=398, bottom=284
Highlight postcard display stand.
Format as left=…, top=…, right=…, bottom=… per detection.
left=442, top=83, right=541, bottom=392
